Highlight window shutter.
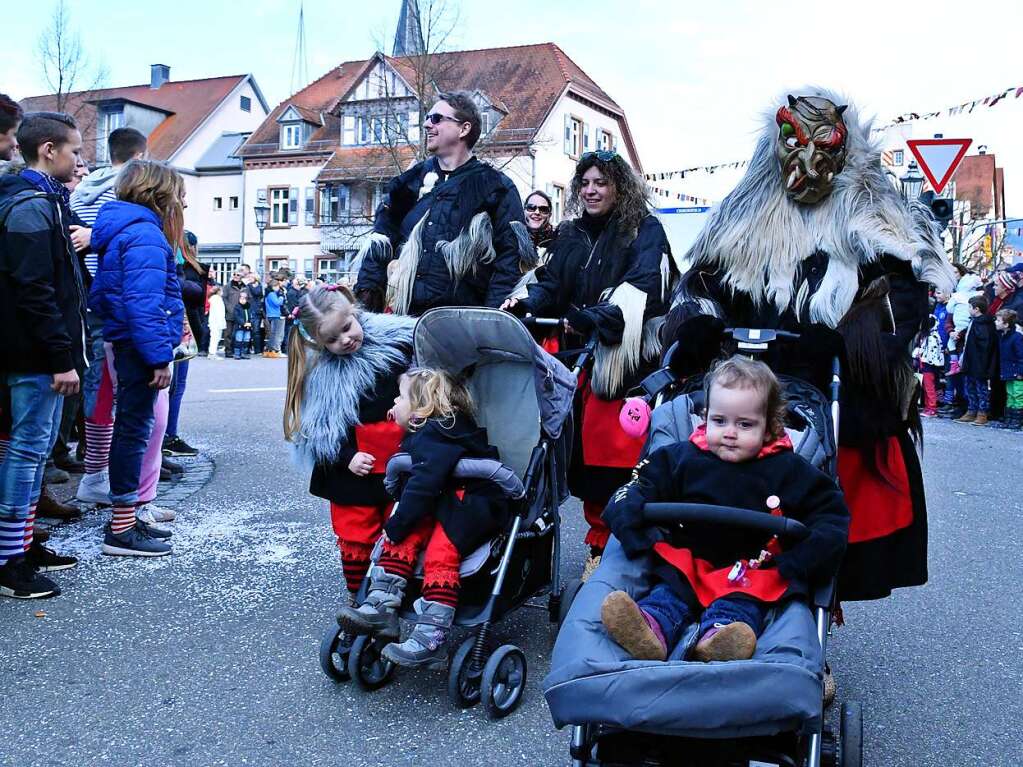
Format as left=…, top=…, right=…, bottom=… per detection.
left=409, top=109, right=420, bottom=142
left=288, top=187, right=299, bottom=226
left=564, top=114, right=573, bottom=155
left=340, top=184, right=350, bottom=212
left=342, top=115, right=356, bottom=146
left=304, top=187, right=315, bottom=225
left=583, top=122, right=590, bottom=152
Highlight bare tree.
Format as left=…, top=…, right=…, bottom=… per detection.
left=36, top=0, right=108, bottom=144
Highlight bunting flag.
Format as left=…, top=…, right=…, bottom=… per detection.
left=646, top=83, right=1023, bottom=182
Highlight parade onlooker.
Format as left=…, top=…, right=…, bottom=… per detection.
left=957, top=295, right=998, bottom=425
left=163, top=230, right=206, bottom=457
left=523, top=190, right=556, bottom=258
left=263, top=277, right=285, bottom=357
left=232, top=291, right=253, bottom=360
left=224, top=269, right=244, bottom=357
left=207, top=285, right=226, bottom=358
left=942, top=272, right=983, bottom=417
left=90, top=160, right=184, bottom=557
left=0, top=111, right=87, bottom=597
left=284, top=275, right=306, bottom=348
left=995, top=309, right=1023, bottom=431
left=354, top=91, right=526, bottom=316
left=989, top=271, right=1023, bottom=422
left=0, top=94, right=23, bottom=162
left=913, top=315, right=945, bottom=417
left=245, top=270, right=265, bottom=354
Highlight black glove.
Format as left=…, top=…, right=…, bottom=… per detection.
left=602, top=503, right=666, bottom=558
left=565, top=308, right=596, bottom=335
left=506, top=300, right=530, bottom=318
left=356, top=288, right=384, bottom=314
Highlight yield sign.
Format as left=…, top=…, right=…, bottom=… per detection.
left=906, top=138, right=973, bottom=194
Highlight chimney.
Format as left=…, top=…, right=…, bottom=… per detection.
left=978, top=145, right=988, bottom=155
left=150, top=64, right=170, bottom=90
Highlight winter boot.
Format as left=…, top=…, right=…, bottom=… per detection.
left=972, top=412, right=989, bottom=426
left=380, top=597, right=455, bottom=669
left=336, top=566, right=404, bottom=639
left=691, top=621, right=757, bottom=662
left=955, top=410, right=977, bottom=423
left=1010, top=408, right=1023, bottom=431
left=601, top=590, right=667, bottom=661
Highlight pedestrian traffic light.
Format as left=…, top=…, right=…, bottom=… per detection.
left=919, top=191, right=954, bottom=232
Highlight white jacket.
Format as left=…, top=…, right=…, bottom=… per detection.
left=208, top=294, right=226, bottom=330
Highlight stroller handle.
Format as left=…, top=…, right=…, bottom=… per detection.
left=520, top=316, right=563, bottom=327
left=643, top=503, right=810, bottom=540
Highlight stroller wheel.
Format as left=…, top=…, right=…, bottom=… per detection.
left=348, top=634, right=396, bottom=692
left=840, top=701, right=863, bottom=767
left=481, top=644, right=527, bottom=719
left=447, top=636, right=484, bottom=708
left=318, top=622, right=352, bottom=682
left=557, top=577, right=584, bottom=631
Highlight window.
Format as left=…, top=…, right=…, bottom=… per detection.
left=481, top=112, right=491, bottom=136
left=96, top=108, right=125, bottom=164
left=213, top=197, right=223, bottom=211
left=893, top=149, right=904, bottom=167
left=304, top=187, right=315, bottom=226
left=281, top=123, right=302, bottom=150
left=240, top=95, right=252, bottom=112
left=342, top=114, right=356, bottom=145
left=229, top=196, right=239, bottom=210
left=318, top=184, right=350, bottom=224
left=269, top=187, right=290, bottom=227
left=564, top=116, right=583, bottom=158
left=551, top=184, right=565, bottom=223
left=266, top=257, right=289, bottom=277
left=598, top=129, right=614, bottom=151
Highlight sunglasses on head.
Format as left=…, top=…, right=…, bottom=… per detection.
left=424, top=113, right=465, bottom=126
left=583, top=150, right=618, bottom=162
left=525, top=203, right=551, bottom=214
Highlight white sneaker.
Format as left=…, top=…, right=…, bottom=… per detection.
left=136, top=503, right=177, bottom=523
left=76, top=470, right=111, bottom=505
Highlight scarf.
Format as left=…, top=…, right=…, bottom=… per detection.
left=21, top=168, right=71, bottom=207
left=292, top=312, right=415, bottom=467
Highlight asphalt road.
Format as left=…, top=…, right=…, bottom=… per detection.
left=2, top=357, right=1020, bottom=766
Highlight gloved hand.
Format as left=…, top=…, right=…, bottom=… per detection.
left=356, top=288, right=384, bottom=313
left=564, top=308, right=596, bottom=335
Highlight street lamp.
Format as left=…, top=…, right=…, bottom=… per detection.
left=253, top=200, right=270, bottom=278
left=900, top=160, right=925, bottom=202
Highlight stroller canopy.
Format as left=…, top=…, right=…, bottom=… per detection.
left=413, top=308, right=575, bottom=481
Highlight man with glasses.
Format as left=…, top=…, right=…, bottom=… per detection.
left=353, top=91, right=526, bottom=316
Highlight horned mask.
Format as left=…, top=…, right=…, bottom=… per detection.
left=775, top=95, right=848, bottom=204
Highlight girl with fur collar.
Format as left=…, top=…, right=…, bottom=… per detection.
left=283, top=284, right=414, bottom=598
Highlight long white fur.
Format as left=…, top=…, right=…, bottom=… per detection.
left=291, top=312, right=416, bottom=467
left=436, top=211, right=497, bottom=281
left=392, top=216, right=427, bottom=315
left=349, top=232, right=392, bottom=287
left=676, top=86, right=956, bottom=328
left=592, top=281, right=646, bottom=400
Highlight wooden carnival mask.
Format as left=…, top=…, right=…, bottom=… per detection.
left=775, top=95, right=848, bottom=205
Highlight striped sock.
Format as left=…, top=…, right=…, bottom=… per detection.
left=23, top=506, right=36, bottom=551
left=341, top=556, right=371, bottom=595
left=84, top=422, right=113, bottom=474
left=0, top=516, right=26, bottom=565
left=376, top=552, right=415, bottom=582
left=110, top=505, right=136, bottom=535
left=422, top=582, right=460, bottom=608
left=0, top=436, right=9, bottom=464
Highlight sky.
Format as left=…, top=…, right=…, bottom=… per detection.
left=4, top=0, right=1022, bottom=204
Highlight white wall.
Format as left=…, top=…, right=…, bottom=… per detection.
left=171, top=78, right=268, bottom=171
left=183, top=173, right=244, bottom=247
left=242, top=163, right=326, bottom=276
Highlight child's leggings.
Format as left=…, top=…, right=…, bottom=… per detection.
left=377, top=517, right=462, bottom=607
left=330, top=502, right=390, bottom=595
left=1008, top=380, right=1023, bottom=409
left=921, top=369, right=938, bottom=412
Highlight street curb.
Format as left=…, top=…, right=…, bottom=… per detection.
left=157, top=452, right=216, bottom=507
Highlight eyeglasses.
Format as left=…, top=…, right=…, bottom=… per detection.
left=525, top=204, right=551, bottom=214
left=582, top=150, right=618, bottom=162
left=424, top=113, right=465, bottom=126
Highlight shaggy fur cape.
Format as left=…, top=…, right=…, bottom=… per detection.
left=675, top=86, right=956, bottom=326
left=292, top=312, right=415, bottom=467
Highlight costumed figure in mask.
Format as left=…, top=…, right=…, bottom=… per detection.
left=665, top=89, right=956, bottom=604
left=353, top=91, right=528, bottom=316
left=504, top=151, right=677, bottom=574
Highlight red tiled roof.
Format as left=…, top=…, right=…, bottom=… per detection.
left=240, top=42, right=638, bottom=166
left=317, top=146, right=418, bottom=182
left=21, top=75, right=248, bottom=165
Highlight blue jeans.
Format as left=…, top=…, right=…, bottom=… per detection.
left=82, top=314, right=107, bottom=418
left=166, top=359, right=189, bottom=437
left=0, top=374, right=64, bottom=519
left=639, top=582, right=769, bottom=650
left=943, top=371, right=965, bottom=405
left=233, top=329, right=251, bottom=358
left=267, top=317, right=284, bottom=352
left=108, top=344, right=158, bottom=506
left=965, top=376, right=990, bottom=413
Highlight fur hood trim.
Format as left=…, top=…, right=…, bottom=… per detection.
left=292, top=312, right=415, bottom=467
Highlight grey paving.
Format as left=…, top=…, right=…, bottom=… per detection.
left=1, top=356, right=1020, bottom=766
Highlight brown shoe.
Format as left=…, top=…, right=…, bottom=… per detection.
left=955, top=411, right=977, bottom=423
left=601, top=590, right=667, bottom=661
left=971, top=412, right=989, bottom=425
left=36, top=486, right=83, bottom=521
left=692, top=622, right=757, bottom=662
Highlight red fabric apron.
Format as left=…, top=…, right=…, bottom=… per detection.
left=580, top=385, right=645, bottom=468
left=837, top=437, right=914, bottom=544
left=354, top=421, right=405, bottom=474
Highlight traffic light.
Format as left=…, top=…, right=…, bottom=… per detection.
left=919, top=191, right=955, bottom=232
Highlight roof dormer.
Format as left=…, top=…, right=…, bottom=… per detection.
left=277, top=105, right=322, bottom=151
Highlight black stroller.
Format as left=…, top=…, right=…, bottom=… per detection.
left=318, top=307, right=577, bottom=718
left=544, top=328, right=863, bottom=766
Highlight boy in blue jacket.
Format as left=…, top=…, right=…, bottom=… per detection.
left=995, top=309, right=1023, bottom=431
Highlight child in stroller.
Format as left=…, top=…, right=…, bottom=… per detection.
left=599, top=355, right=849, bottom=664
left=337, top=367, right=510, bottom=669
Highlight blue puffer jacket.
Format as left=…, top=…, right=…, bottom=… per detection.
left=89, top=201, right=183, bottom=368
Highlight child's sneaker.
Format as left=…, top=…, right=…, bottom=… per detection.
left=601, top=590, right=667, bottom=661
left=26, top=541, right=78, bottom=572
left=137, top=503, right=176, bottom=523
left=692, top=622, right=757, bottom=662
left=76, top=470, right=111, bottom=505
left=0, top=557, right=61, bottom=599
left=101, top=524, right=172, bottom=557
left=381, top=598, right=454, bottom=669
left=336, top=566, right=404, bottom=639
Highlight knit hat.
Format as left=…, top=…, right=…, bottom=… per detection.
left=995, top=271, right=1019, bottom=292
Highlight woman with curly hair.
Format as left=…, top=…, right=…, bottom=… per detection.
left=503, top=151, right=677, bottom=573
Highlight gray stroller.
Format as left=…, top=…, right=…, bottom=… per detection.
left=543, top=329, right=863, bottom=766
left=319, top=307, right=576, bottom=718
